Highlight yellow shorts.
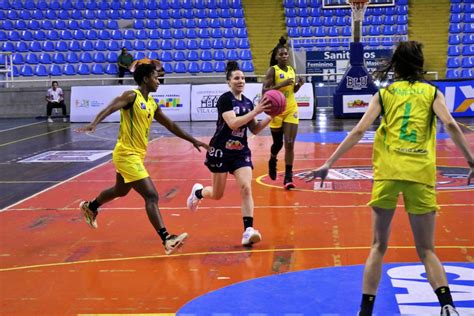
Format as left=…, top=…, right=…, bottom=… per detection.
left=112, top=153, right=149, bottom=183
left=368, top=180, right=439, bottom=214
left=269, top=105, right=299, bottom=129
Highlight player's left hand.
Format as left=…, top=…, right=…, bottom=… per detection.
left=300, top=165, right=329, bottom=187
left=297, top=77, right=305, bottom=86
left=75, top=124, right=96, bottom=133
left=193, top=140, right=210, bottom=152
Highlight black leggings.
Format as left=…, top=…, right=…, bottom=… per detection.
left=47, top=101, right=67, bottom=116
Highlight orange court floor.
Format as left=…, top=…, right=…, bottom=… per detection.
left=0, top=118, right=473, bottom=315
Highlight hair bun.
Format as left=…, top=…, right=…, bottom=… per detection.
left=225, top=61, right=239, bottom=73
left=278, top=36, right=287, bottom=46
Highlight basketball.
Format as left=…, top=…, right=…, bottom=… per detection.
left=263, top=90, right=286, bottom=117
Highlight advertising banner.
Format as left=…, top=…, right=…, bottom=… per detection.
left=434, top=80, right=474, bottom=117
left=70, top=85, right=191, bottom=122
left=191, top=83, right=314, bottom=121
left=306, top=49, right=392, bottom=83
left=342, top=94, right=373, bottom=114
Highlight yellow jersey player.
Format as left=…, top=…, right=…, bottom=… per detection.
left=76, top=63, right=209, bottom=255
left=304, top=41, right=473, bottom=316
left=263, top=36, right=305, bottom=190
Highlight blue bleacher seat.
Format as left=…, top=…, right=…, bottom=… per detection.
left=236, top=28, right=248, bottom=38
left=160, top=51, right=173, bottom=62
left=60, top=30, right=73, bottom=41
left=462, top=46, right=474, bottom=56
left=136, top=30, right=147, bottom=40
left=70, top=9, right=81, bottom=19
left=214, top=50, right=226, bottom=61
left=95, top=10, right=107, bottom=20
left=221, top=8, right=232, bottom=18
left=161, top=39, right=173, bottom=50
left=234, top=18, right=246, bottom=28
left=449, top=35, right=461, bottom=45
left=200, top=39, right=212, bottom=49
left=53, top=53, right=65, bottom=64
left=19, top=65, right=34, bottom=77
left=447, top=57, right=460, bottom=68
left=226, top=50, right=238, bottom=60
left=80, top=20, right=93, bottom=30
left=241, top=61, right=254, bottom=72
left=147, top=40, right=160, bottom=50
left=11, top=53, right=23, bottom=64
left=63, top=64, right=76, bottom=75
left=174, top=39, right=186, bottom=50
left=200, top=50, right=212, bottom=61
left=107, top=21, right=119, bottom=30
left=79, top=52, right=93, bottom=63
left=174, top=29, right=185, bottom=39
left=465, top=13, right=474, bottom=23
left=147, top=51, right=159, bottom=60
left=148, top=30, right=159, bottom=40
left=188, top=62, right=200, bottom=74
left=107, top=41, right=120, bottom=52
left=28, top=20, right=41, bottom=30
left=462, top=57, right=474, bottom=68
left=198, top=29, right=211, bottom=38
left=16, top=42, right=28, bottom=52
left=450, top=13, right=462, bottom=23
left=121, top=10, right=133, bottom=19
left=288, top=27, right=300, bottom=37
left=82, top=41, right=94, bottom=51
left=211, top=39, right=224, bottom=49
left=34, top=64, right=48, bottom=76
left=123, top=30, right=135, bottom=40
left=66, top=41, right=79, bottom=52
left=91, top=64, right=104, bottom=75
left=447, top=65, right=461, bottom=78
left=25, top=53, right=39, bottom=65
left=237, top=38, right=249, bottom=49
left=7, top=9, right=18, bottom=20
left=105, top=64, right=118, bottom=75
left=97, top=0, right=109, bottom=10
left=67, top=20, right=80, bottom=30
left=106, top=52, right=118, bottom=63
left=66, top=52, right=79, bottom=63
left=1, top=21, right=14, bottom=31
left=107, top=10, right=120, bottom=19
left=214, top=61, right=226, bottom=72
left=162, top=29, right=173, bottom=39
left=201, top=61, right=213, bottom=73
left=466, top=4, right=474, bottom=13
left=111, top=30, right=123, bottom=40
left=239, top=50, right=252, bottom=60
left=0, top=31, right=6, bottom=41
left=173, top=51, right=186, bottom=61
left=39, top=53, right=52, bottom=64
left=40, top=41, right=53, bottom=52
left=134, top=40, right=146, bottom=51
left=451, top=3, right=462, bottom=13
left=49, top=64, right=62, bottom=76
left=449, top=24, right=462, bottom=33
left=174, top=62, right=186, bottom=73
left=211, top=29, right=223, bottom=38
left=187, top=39, right=199, bottom=50
left=83, top=10, right=95, bottom=19
left=187, top=50, right=199, bottom=61
left=464, top=23, right=474, bottom=33
left=186, top=29, right=198, bottom=39
left=77, top=64, right=90, bottom=75
left=464, top=34, right=474, bottom=44
left=61, top=0, right=73, bottom=10
left=121, top=40, right=133, bottom=50
left=8, top=31, right=20, bottom=41
left=461, top=69, right=473, bottom=78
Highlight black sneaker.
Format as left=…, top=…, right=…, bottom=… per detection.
left=268, top=158, right=277, bottom=180
left=284, top=174, right=295, bottom=190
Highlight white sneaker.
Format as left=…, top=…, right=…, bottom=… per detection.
left=63, top=117, right=68, bottom=122
left=241, top=227, right=262, bottom=246
left=441, top=305, right=459, bottom=316
left=163, top=233, right=188, bottom=255
left=187, top=183, right=203, bottom=211
left=47, top=117, right=53, bottom=123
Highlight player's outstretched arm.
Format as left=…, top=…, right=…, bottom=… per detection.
left=154, top=108, right=209, bottom=152
left=75, top=91, right=136, bottom=133
left=433, top=90, right=474, bottom=184
left=303, top=93, right=382, bottom=185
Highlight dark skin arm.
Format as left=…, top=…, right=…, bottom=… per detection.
left=154, top=107, right=209, bottom=152
left=75, top=90, right=136, bottom=133
left=262, top=67, right=295, bottom=93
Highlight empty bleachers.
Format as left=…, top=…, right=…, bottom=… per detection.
left=446, top=0, right=474, bottom=79
left=0, top=0, right=255, bottom=78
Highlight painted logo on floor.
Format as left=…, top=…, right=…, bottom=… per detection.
left=178, top=263, right=474, bottom=315
left=259, top=166, right=473, bottom=192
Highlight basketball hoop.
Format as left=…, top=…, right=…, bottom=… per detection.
left=348, top=0, right=369, bottom=22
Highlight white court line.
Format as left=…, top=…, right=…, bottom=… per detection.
left=0, top=121, right=44, bottom=133
left=0, top=136, right=165, bottom=212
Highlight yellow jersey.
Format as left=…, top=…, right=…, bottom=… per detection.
left=373, top=81, right=437, bottom=186
left=273, top=65, right=297, bottom=111
left=113, top=89, right=158, bottom=159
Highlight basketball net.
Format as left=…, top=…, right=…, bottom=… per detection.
left=348, top=0, right=368, bottom=22
left=348, top=0, right=368, bottom=43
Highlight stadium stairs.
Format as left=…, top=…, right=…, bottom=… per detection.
left=408, top=0, right=450, bottom=79
left=242, top=0, right=287, bottom=78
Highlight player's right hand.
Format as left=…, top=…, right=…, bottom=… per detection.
left=75, top=124, right=96, bottom=133
left=301, top=165, right=330, bottom=188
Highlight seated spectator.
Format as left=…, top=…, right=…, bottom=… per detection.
left=117, top=47, right=134, bottom=85
left=129, top=57, right=165, bottom=84
left=46, top=81, right=67, bottom=123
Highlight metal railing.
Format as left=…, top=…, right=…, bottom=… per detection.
left=0, top=52, right=14, bottom=87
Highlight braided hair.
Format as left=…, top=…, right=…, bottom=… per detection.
left=374, top=41, right=425, bottom=84
left=269, top=36, right=287, bottom=67
left=225, top=61, right=240, bottom=80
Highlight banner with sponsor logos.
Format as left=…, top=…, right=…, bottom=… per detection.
left=191, top=83, right=314, bottom=121
left=434, top=80, right=474, bottom=117
left=306, top=49, right=392, bottom=83
left=70, top=85, right=191, bottom=122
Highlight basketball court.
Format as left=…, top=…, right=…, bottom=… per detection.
left=0, top=114, right=473, bottom=315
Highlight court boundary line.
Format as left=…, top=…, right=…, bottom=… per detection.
left=0, top=121, right=45, bottom=133
left=1, top=245, right=472, bottom=272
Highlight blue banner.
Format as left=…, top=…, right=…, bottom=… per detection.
left=434, top=80, right=474, bottom=117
